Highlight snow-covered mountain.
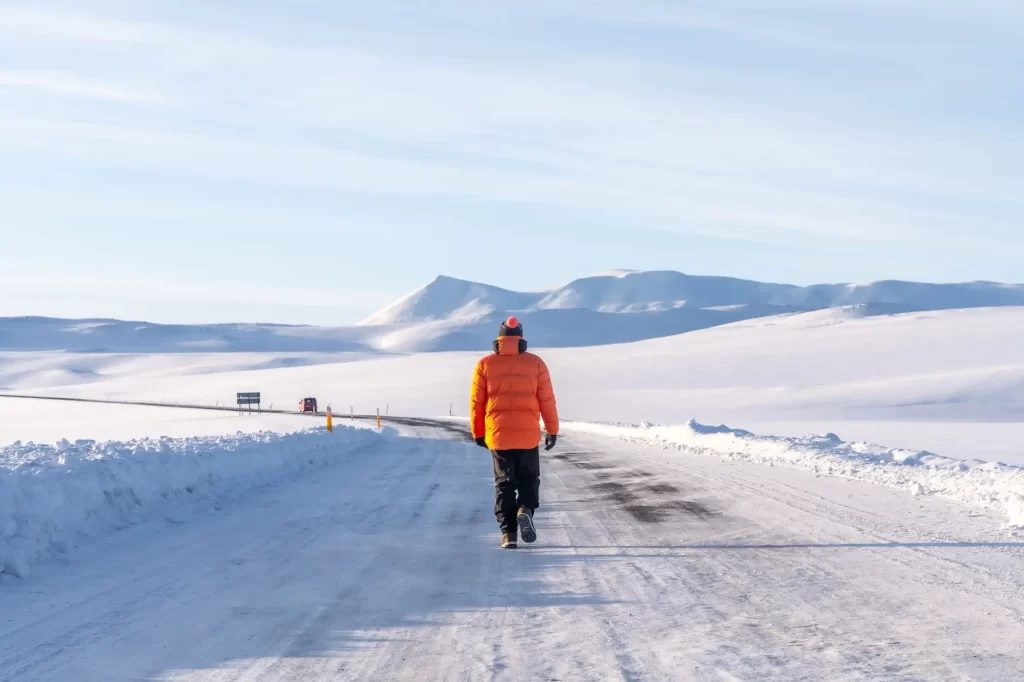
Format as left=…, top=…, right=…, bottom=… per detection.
left=360, top=270, right=1024, bottom=323
left=359, top=276, right=539, bottom=326
left=3, top=270, right=1023, bottom=353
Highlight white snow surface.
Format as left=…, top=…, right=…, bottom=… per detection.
left=0, top=400, right=328, bottom=443
left=0, top=424, right=385, bottom=578
left=4, top=306, right=1018, bottom=449
left=3, top=425, right=1024, bottom=680
left=1, top=305, right=1022, bottom=547
left=565, top=420, right=1024, bottom=528
left=4, top=280, right=1024, bottom=677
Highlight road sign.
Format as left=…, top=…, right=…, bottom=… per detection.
left=236, top=392, right=261, bottom=414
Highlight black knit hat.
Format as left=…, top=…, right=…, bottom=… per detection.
left=498, top=316, right=523, bottom=337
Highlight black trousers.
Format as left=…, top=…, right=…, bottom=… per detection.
left=492, top=447, right=540, bottom=533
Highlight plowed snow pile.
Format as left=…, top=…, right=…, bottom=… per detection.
left=567, top=420, right=1024, bottom=528
left=0, top=425, right=387, bottom=578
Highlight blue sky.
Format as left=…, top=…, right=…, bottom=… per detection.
left=1, top=1, right=1022, bottom=324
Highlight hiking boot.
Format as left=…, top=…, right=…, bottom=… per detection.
left=517, top=507, right=537, bottom=544
left=501, top=532, right=518, bottom=549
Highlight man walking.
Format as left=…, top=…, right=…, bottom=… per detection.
left=470, top=317, right=559, bottom=549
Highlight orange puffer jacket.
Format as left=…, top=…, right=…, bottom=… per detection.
left=470, top=336, right=559, bottom=451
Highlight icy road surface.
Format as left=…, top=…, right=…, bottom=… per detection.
left=3, top=422, right=1024, bottom=681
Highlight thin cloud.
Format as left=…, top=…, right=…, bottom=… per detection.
left=0, top=7, right=161, bottom=45
left=0, top=70, right=167, bottom=104
left=0, top=6, right=265, bottom=63
left=0, top=114, right=1009, bottom=249
left=0, top=0, right=1020, bottom=308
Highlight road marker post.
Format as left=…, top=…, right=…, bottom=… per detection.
left=326, top=406, right=333, bottom=432
left=377, top=408, right=381, bottom=429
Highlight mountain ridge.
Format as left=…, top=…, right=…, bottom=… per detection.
left=359, top=270, right=1024, bottom=325
left=3, top=270, right=1023, bottom=354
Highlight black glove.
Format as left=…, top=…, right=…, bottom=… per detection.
left=475, top=437, right=488, bottom=448
left=544, top=433, right=557, bottom=451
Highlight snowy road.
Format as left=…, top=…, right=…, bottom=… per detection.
left=3, top=422, right=1024, bottom=681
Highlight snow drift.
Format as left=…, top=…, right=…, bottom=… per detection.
left=566, top=420, right=1024, bottom=528
left=0, top=425, right=387, bottom=578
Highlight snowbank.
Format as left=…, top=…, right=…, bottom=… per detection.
left=566, top=420, right=1024, bottom=528
left=0, top=425, right=387, bottom=578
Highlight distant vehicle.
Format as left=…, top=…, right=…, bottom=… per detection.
left=299, top=397, right=318, bottom=413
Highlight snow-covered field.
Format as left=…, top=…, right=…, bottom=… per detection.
left=0, top=399, right=322, bottom=443
left=3, top=305, right=1023, bottom=524
left=3, top=303, right=1024, bottom=679
left=3, top=305, right=1022, bottom=458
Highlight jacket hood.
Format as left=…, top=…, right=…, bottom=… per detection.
left=493, top=335, right=528, bottom=355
